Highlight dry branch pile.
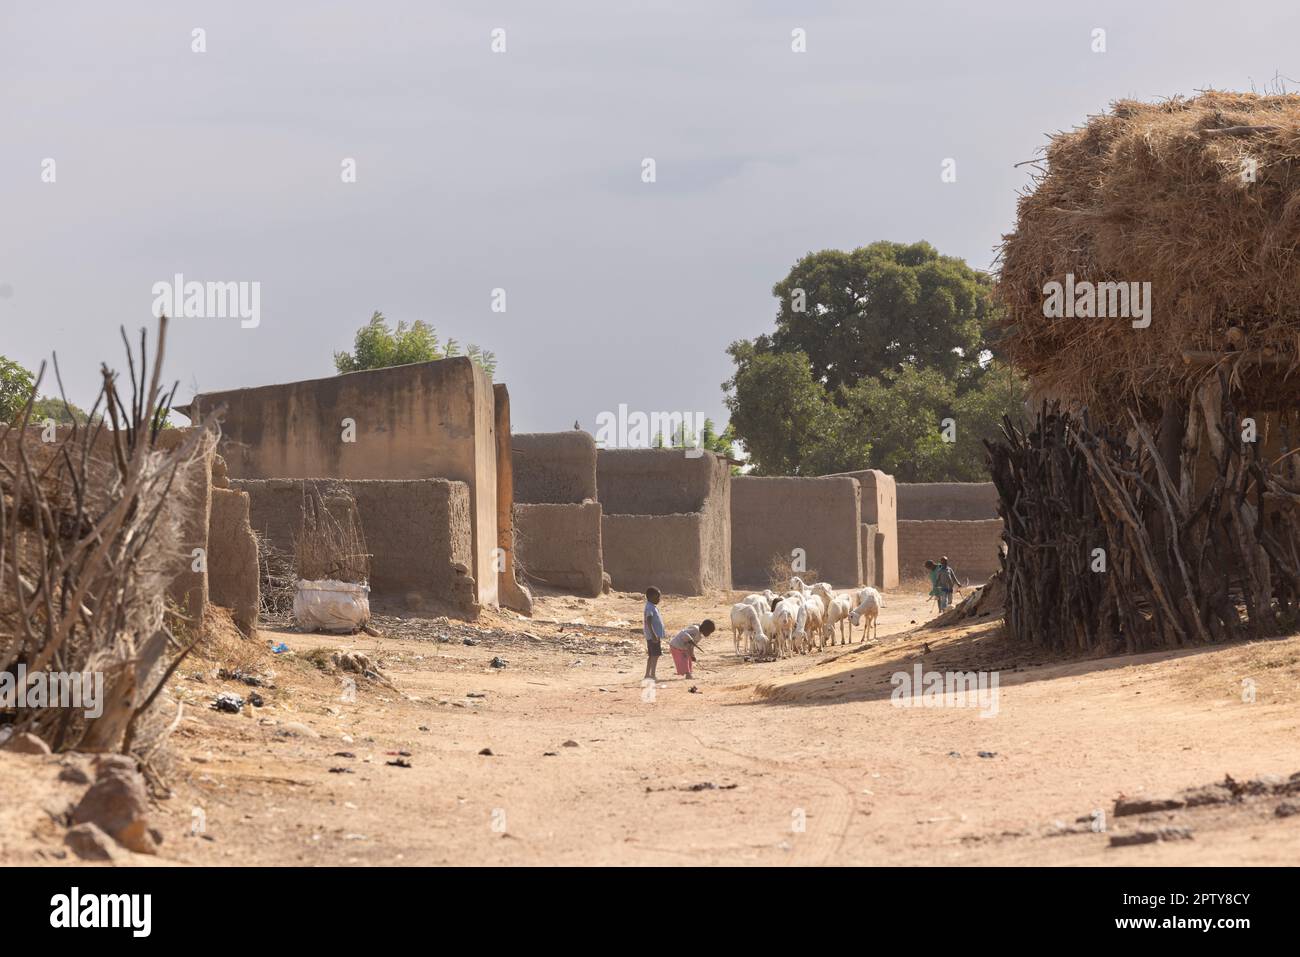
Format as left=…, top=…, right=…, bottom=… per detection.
left=987, top=379, right=1300, bottom=653
left=998, top=91, right=1300, bottom=419
left=766, top=553, right=817, bottom=592
left=1, top=320, right=218, bottom=754
left=294, top=482, right=370, bottom=585
left=255, top=532, right=297, bottom=622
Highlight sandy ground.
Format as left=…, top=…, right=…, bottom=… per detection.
left=7, top=586, right=1300, bottom=866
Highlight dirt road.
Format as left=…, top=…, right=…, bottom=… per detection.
left=8, top=587, right=1300, bottom=866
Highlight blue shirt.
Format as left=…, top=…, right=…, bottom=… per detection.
left=643, top=601, right=665, bottom=642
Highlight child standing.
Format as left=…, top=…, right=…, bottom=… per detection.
left=669, top=619, right=715, bottom=679
left=643, top=586, right=665, bottom=683
left=937, top=556, right=963, bottom=610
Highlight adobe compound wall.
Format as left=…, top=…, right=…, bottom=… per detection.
left=826, top=469, right=898, bottom=588
left=861, top=523, right=879, bottom=592
left=514, top=502, right=604, bottom=596
left=7, top=427, right=260, bottom=633
left=602, top=513, right=712, bottom=595
left=208, top=486, right=260, bottom=636
left=232, top=478, right=476, bottom=610
left=897, top=518, right=1004, bottom=583
left=193, top=358, right=498, bottom=606
left=509, top=431, right=605, bottom=596
left=730, top=476, right=862, bottom=588
left=492, top=384, right=533, bottom=614
left=897, top=482, right=998, bottom=520
left=513, top=432, right=598, bottom=504
left=596, top=449, right=731, bottom=594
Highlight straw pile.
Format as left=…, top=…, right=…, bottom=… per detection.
left=998, top=91, right=1300, bottom=420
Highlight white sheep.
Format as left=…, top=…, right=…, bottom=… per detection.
left=730, top=601, right=767, bottom=657
left=785, top=592, right=825, bottom=654
left=802, top=594, right=827, bottom=652
left=810, top=581, right=836, bottom=607
left=850, top=587, right=884, bottom=642
left=824, top=593, right=854, bottom=646
left=772, top=596, right=803, bottom=659
left=740, top=594, right=777, bottom=645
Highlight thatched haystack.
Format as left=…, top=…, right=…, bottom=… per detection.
left=998, top=91, right=1300, bottom=420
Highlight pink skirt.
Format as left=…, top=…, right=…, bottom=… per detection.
left=670, top=646, right=694, bottom=675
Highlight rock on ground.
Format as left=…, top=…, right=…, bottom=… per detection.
left=71, top=757, right=157, bottom=855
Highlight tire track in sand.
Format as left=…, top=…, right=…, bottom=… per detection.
left=686, top=727, right=859, bottom=866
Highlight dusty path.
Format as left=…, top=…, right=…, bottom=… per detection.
left=8, top=588, right=1300, bottom=866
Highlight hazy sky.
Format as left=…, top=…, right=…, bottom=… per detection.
left=4, top=1, right=1299, bottom=432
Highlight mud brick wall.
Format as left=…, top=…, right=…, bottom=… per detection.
left=730, top=476, right=862, bottom=588
left=514, top=502, right=604, bottom=596
left=597, top=448, right=721, bottom=515
left=826, top=469, right=898, bottom=588
left=5, top=425, right=222, bottom=627
left=208, top=487, right=260, bottom=636
left=601, top=513, right=712, bottom=595
left=897, top=482, right=998, bottom=520
left=596, top=449, right=731, bottom=594
left=232, top=478, right=475, bottom=609
left=897, top=518, right=1004, bottom=583
left=513, top=431, right=598, bottom=504
left=155, top=429, right=216, bottom=625
left=861, top=524, right=879, bottom=591
left=192, top=358, right=499, bottom=607
left=493, top=384, right=532, bottom=614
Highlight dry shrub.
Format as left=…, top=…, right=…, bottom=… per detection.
left=255, top=532, right=296, bottom=622
left=766, top=553, right=817, bottom=592
left=294, top=482, right=370, bottom=584
left=998, top=91, right=1300, bottom=420
left=0, top=320, right=219, bottom=755
left=194, top=605, right=265, bottom=675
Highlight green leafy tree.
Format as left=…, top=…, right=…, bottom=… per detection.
left=840, top=365, right=957, bottom=481
left=698, top=418, right=737, bottom=458
left=724, top=242, right=1026, bottom=479
left=1, top=356, right=36, bottom=423
left=30, top=396, right=95, bottom=426
left=767, top=241, right=992, bottom=391
left=723, top=346, right=866, bottom=476
left=334, top=311, right=496, bottom=378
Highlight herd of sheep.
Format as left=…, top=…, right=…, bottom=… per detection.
left=730, top=576, right=884, bottom=661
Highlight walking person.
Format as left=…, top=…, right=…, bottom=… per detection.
left=937, top=556, right=964, bottom=611
left=924, top=559, right=945, bottom=611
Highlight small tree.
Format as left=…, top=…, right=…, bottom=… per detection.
left=30, top=396, right=96, bottom=426
left=0, top=355, right=35, bottom=423
left=334, top=311, right=496, bottom=377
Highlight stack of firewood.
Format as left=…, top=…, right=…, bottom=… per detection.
left=987, top=374, right=1300, bottom=654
